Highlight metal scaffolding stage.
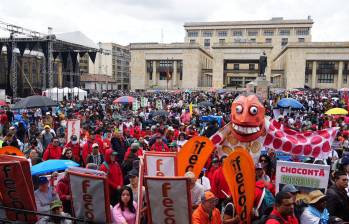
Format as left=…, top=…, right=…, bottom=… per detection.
left=0, top=20, right=99, bottom=98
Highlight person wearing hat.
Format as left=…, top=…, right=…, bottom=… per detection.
left=43, top=111, right=53, bottom=128
left=99, top=148, right=124, bottom=206
left=43, top=137, right=63, bottom=161
left=300, top=190, right=329, bottom=224
left=65, top=135, right=82, bottom=164
left=86, top=143, right=104, bottom=168
left=34, top=176, right=59, bottom=213
left=124, top=142, right=143, bottom=161
left=36, top=200, right=72, bottom=224
left=40, top=124, right=56, bottom=150
left=326, top=171, right=349, bottom=221
left=185, top=171, right=204, bottom=209
left=192, top=191, right=222, bottom=224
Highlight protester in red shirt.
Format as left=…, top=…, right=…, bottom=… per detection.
left=65, top=135, right=82, bottom=164
left=206, top=157, right=219, bottom=185
left=150, top=134, right=170, bottom=152
left=266, top=191, right=298, bottom=224
left=124, top=143, right=143, bottom=160
left=56, top=174, right=71, bottom=214
left=211, top=156, right=231, bottom=208
left=99, top=148, right=124, bottom=206
left=94, top=130, right=105, bottom=155
left=82, top=133, right=96, bottom=165
left=43, top=137, right=62, bottom=160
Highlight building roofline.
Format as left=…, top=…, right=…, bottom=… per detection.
left=212, top=43, right=273, bottom=49
left=273, top=42, right=349, bottom=61
left=184, top=18, right=314, bottom=28
left=130, top=42, right=213, bottom=58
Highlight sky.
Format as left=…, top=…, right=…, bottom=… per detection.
left=0, top=0, right=348, bottom=46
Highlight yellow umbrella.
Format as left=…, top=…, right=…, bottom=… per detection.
left=325, top=108, right=348, bottom=115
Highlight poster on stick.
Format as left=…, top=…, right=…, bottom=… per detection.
left=0, top=155, right=37, bottom=222
left=144, top=152, right=177, bottom=176
left=275, top=161, right=330, bottom=193
left=66, top=119, right=80, bottom=142
left=68, top=169, right=111, bottom=223
left=177, top=136, right=214, bottom=177
left=145, top=177, right=192, bottom=224
left=223, top=147, right=255, bottom=224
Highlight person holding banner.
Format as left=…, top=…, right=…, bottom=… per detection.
left=65, top=135, right=82, bottom=164
left=100, top=148, right=124, bottom=206
left=192, top=191, right=222, bottom=224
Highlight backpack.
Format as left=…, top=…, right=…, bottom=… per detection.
left=252, top=214, right=284, bottom=224
left=256, top=187, right=275, bottom=217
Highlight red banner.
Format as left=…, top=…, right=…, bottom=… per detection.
left=0, top=155, right=37, bottom=222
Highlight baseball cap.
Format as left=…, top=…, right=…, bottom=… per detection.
left=44, top=125, right=51, bottom=129
left=38, top=176, right=49, bottom=185
left=255, top=163, right=263, bottom=169
left=50, top=200, right=63, bottom=210
left=71, top=135, right=78, bottom=141
left=92, top=143, right=99, bottom=148
left=201, top=191, right=217, bottom=202
left=281, top=184, right=299, bottom=193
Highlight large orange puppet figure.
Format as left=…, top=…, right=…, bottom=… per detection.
left=210, top=93, right=338, bottom=162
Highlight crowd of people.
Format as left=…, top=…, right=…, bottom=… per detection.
left=1, top=88, right=349, bottom=224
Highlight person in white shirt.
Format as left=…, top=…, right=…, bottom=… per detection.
left=197, top=169, right=211, bottom=192
left=185, top=171, right=204, bottom=209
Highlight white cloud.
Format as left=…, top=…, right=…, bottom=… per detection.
left=0, top=0, right=348, bottom=45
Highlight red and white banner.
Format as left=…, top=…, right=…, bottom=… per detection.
left=145, top=177, right=192, bottom=224
left=144, top=152, right=177, bottom=176
left=67, top=168, right=111, bottom=223
left=211, top=119, right=339, bottom=160
left=66, top=119, right=80, bottom=142
left=264, top=120, right=339, bottom=158
left=0, top=155, right=37, bottom=222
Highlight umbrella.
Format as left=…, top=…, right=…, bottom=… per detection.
left=149, top=110, right=169, bottom=118
left=31, top=159, right=79, bottom=175
left=0, top=146, right=24, bottom=156
left=113, top=96, right=135, bottom=104
left=339, top=88, right=349, bottom=92
left=198, top=101, right=214, bottom=107
left=12, top=95, right=57, bottom=109
left=0, top=100, right=8, bottom=107
left=325, top=108, right=348, bottom=115
left=277, top=98, right=304, bottom=109
left=217, top=89, right=226, bottom=94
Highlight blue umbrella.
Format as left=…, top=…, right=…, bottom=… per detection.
left=31, top=160, right=79, bottom=175
left=277, top=98, right=304, bottom=109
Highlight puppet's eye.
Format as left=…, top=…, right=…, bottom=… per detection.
left=249, top=106, right=258, bottom=115
left=236, top=105, right=243, bottom=114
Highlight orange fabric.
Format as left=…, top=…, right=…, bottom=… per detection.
left=192, top=204, right=222, bottom=224
left=222, top=147, right=255, bottom=224
left=177, top=136, right=214, bottom=177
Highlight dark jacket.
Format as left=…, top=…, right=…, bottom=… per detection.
left=326, top=185, right=349, bottom=221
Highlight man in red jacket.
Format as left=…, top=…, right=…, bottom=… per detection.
left=65, top=135, right=82, bottom=164
left=150, top=134, right=170, bottom=152
left=99, top=148, right=123, bottom=206
left=56, top=174, right=71, bottom=214
left=211, top=156, right=230, bottom=209
left=43, top=137, right=62, bottom=160
left=82, top=134, right=96, bottom=165
left=266, top=191, right=298, bottom=224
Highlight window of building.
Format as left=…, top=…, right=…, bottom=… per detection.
left=249, top=64, right=255, bottom=70
left=219, top=39, right=225, bottom=44
left=218, top=30, right=228, bottom=37
left=233, top=64, right=239, bottom=70
left=203, top=31, right=212, bottom=37
left=279, top=29, right=290, bottom=36
left=229, top=77, right=243, bottom=87
left=248, top=30, right=258, bottom=36
left=250, top=38, right=256, bottom=43
left=343, top=75, right=347, bottom=84
left=159, top=72, right=169, bottom=80
left=264, top=30, right=274, bottom=36
left=318, top=74, right=334, bottom=83
left=296, top=28, right=309, bottom=36
left=281, top=38, right=288, bottom=46
left=265, top=38, right=272, bottom=43
left=245, top=77, right=256, bottom=84
left=298, top=38, right=305, bottom=43
left=232, top=30, right=243, bottom=36
left=305, top=74, right=309, bottom=83
left=188, top=31, right=198, bottom=37
left=189, top=39, right=196, bottom=44
left=204, top=39, right=210, bottom=47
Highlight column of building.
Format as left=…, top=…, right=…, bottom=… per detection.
left=311, top=61, right=317, bottom=88
left=173, top=60, right=177, bottom=88
left=338, top=61, right=344, bottom=89
left=152, top=60, right=157, bottom=87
